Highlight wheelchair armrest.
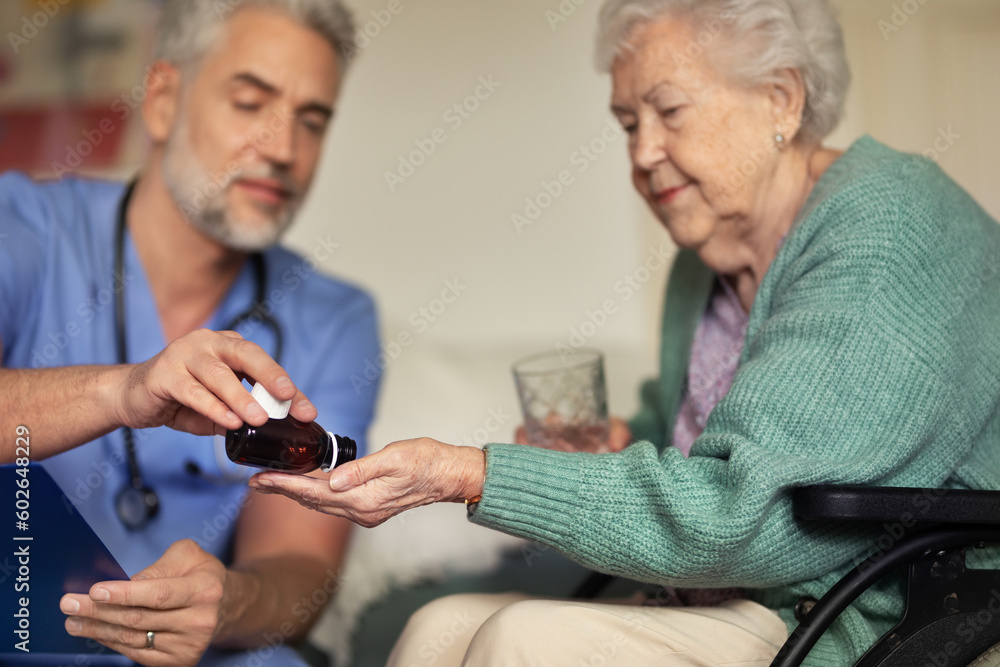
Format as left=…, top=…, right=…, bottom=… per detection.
left=793, top=485, right=1000, bottom=524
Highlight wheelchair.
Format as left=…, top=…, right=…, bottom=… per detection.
left=770, top=485, right=1000, bottom=667
left=570, top=485, right=1000, bottom=666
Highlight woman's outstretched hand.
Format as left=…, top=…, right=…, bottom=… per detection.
left=248, top=438, right=486, bottom=528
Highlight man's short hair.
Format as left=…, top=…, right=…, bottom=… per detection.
left=154, top=0, right=356, bottom=79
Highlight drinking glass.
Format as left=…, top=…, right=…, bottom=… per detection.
left=512, top=349, right=609, bottom=451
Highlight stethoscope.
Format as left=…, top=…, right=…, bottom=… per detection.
left=113, top=181, right=285, bottom=531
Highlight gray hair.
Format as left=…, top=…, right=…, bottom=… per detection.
left=154, top=0, right=356, bottom=79
left=595, top=0, right=850, bottom=145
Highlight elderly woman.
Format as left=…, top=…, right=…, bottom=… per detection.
left=253, top=0, right=1000, bottom=663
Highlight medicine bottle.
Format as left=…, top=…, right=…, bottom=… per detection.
left=226, top=417, right=357, bottom=474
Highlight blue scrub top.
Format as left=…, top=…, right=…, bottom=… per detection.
left=0, top=172, right=382, bottom=665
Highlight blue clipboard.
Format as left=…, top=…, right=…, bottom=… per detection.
left=0, top=464, right=132, bottom=665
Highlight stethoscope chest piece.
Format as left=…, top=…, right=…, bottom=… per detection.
left=115, top=481, right=160, bottom=531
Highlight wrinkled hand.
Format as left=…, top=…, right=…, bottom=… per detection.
left=249, top=438, right=486, bottom=528
left=515, top=416, right=632, bottom=453
left=60, top=540, right=228, bottom=667
left=114, top=329, right=316, bottom=436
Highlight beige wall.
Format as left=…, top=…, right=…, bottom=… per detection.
left=828, top=0, right=1000, bottom=216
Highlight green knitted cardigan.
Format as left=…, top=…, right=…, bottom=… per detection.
left=472, top=136, right=1000, bottom=664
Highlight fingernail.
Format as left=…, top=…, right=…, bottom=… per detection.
left=247, top=402, right=267, bottom=421
left=66, top=618, right=82, bottom=633
left=254, top=478, right=273, bottom=488
left=91, top=588, right=110, bottom=602
left=225, top=410, right=239, bottom=424
left=276, top=376, right=293, bottom=392
left=297, top=399, right=315, bottom=412
left=329, top=474, right=346, bottom=491
left=60, top=597, right=80, bottom=614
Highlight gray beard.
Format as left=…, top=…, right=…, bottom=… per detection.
left=161, top=119, right=299, bottom=252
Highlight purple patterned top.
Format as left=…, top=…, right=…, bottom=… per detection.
left=671, top=275, right=749, bottom=456
left=659, top=274, right=750, bottom=607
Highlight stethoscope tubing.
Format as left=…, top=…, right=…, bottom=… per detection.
left=112, top=180, right=284, bottom=529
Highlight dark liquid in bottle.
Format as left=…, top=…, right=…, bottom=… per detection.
left=226, top=417, right=332, bottom=474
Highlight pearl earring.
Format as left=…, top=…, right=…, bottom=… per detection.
left=774, top=133, right=786, bottom=149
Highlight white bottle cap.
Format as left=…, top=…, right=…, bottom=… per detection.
left=251, top=382, right=291, bottom=420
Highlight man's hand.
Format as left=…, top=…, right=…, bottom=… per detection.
left=60, top=540, right=228, bottom=667
left=114, top=329, right=316, bottom=436
left=249, top=438, right=486, bottom=528
left=514, top=416, right=632, bottom=453
left=2, top=328, right=317, bottom=463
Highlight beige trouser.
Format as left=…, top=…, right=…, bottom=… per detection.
left=386, top=593, right=789, bottom=666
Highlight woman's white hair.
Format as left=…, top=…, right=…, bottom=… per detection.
left=595, top=0, right=851, bottom=145
left=154, top=0, right=356, bottom=78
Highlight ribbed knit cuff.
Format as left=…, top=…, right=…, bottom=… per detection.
left=469, top=443, right=587, bottom=546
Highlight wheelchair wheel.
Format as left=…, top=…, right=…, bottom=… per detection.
left=968, top=643, right=1000, bottom=667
